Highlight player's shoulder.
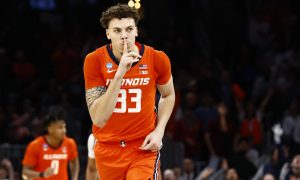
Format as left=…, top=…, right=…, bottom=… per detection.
left=144, top=45, right=168, bottom=58
left=84, top=45, right=107, bottom=61
left=26, top=136, right=44, bottom=148
left=64, top=136, right=78, bottom=146
left=143, top=45, right=169, bottom=61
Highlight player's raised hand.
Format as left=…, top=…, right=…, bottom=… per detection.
left=115, top=41, right=141, bottom=78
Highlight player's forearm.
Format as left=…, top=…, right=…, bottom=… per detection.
left=22, top=168, right=41, bottom=179
left=155, top=93, right=175, bottom=136
left=70, top=158, right=80, bottom=180
left=89, top=75, right=123, bottom=127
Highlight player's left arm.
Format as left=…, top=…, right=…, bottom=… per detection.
left=156, top=76, right=175, bottom=138
left=69, top=157, right=79, bottom=180
left=140, top=76, right=175, bottom=151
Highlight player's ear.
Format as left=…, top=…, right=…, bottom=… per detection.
left=106, top=29, right=111, bottom=40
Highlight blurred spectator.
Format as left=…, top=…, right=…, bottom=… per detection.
left=204, top=102, right=238, bottom=169
left=0, top=158, right=14, bottom=180
left=280, top=154, right=300, bottom=180
left=197, top=167, right=214, bottom=180
left=253, top=145, right=289, bottom=179
left=171, top=92, right=204, bottom=160
left=238, top=100, right=264, bottom=151
left=282, top=99, right=299, bottom=147
left=196, top=92, right=219, bottom=131
left=225, top=168, right=239, bottom=180
left=164, top=169, right=177, bottom=180
left=226, top=137, right=257, bottom=179
left=281, top=98, right=300, bottom=156
left=263, top=173, right=275, bottom=180
left=179, top=158, right=197, bottom=180
left=173, top=166, right=182, bottom=180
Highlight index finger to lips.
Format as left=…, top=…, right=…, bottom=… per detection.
left=123, top=41, right=128, bottom=54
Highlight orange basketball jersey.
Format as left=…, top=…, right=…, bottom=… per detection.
left=22, top=136, right=78, bottom=180
left=84, top=43, right=171, bottom=142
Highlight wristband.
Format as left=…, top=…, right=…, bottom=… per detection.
left=39, top=172, right=44, bottom=178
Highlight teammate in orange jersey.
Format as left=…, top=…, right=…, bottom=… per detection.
left=22, top=109, right=79, bottom=180
left=83, top=4, right=175, bottom=180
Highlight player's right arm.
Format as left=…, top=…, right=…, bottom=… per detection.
left=22, top=166, right=54, bottom=179
left=22, top=141, right=55, bottom=179
left=85, top=42, right=140, bottom=127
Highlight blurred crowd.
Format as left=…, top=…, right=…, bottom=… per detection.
left=1, top=0, right=300, bottom=179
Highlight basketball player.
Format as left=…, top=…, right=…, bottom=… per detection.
left=22, top=109, right=79, bottom=180
left=83, top=4, right=175, bottom=180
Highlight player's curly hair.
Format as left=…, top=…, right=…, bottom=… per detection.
left=43, top=107, right=66, bottom=134
left=100, top=4, right=140, bottom=29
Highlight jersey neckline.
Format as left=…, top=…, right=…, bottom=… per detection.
left=106, top=42, right=145, bottom=68
left=43, top=135, right=64, bottom=150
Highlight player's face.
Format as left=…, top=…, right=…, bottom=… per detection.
left=48, top=120, right=66, bottom=140
left=106, top=18, right=138, bottom=53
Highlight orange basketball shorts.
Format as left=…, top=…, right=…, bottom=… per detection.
left=94, top=138, right=160, bottom=180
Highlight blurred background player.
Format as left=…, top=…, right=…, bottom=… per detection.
left=85, top=133, right=97, bottom=180
left=22, top=108, right=79, bottom=180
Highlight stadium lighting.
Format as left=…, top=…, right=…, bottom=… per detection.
left=128, top=0, right=134, bottom=7
left=128, top=0, right=141, bottom=9
left=134, top=2, right=141, bottom=9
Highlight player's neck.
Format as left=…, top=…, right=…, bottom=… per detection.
left=112, top=48, right=122, bottom=61
left=45, top=135, right=62, bottom=148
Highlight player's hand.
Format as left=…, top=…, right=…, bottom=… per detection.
left=115, top=41, right=141, bottom=78
left=139, top=130, right=163, bottom=152
left=43, top=167, right=55, bottom=178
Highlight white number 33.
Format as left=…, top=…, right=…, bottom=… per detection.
left=114, top=89, right=141, bottom=113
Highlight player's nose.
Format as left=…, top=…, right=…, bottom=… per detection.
left=121, top=31, right=128, bottom=40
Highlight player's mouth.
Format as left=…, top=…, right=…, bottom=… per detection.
left=120, top=42, right=131, bottom=49
left=120, top=41, right=129, bottom=46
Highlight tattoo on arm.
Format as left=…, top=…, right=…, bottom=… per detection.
left=85, top=86, right=107, bottom=109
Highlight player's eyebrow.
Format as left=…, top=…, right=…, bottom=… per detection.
left=111, top=25, right=135, bottom=30
left=111, top=27, right=121, bottom=30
